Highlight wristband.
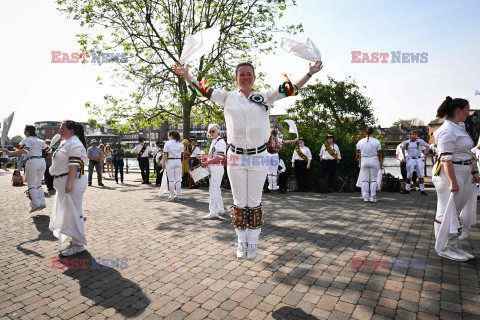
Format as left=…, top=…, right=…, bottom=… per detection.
left=472, top=171, right=478, bottom=175
left=307, top=73, right=312, bottom=77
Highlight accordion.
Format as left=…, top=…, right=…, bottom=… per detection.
left=266, top=137, right=282, bottom=154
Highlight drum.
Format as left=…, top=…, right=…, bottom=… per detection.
left=189, top=165, right=211, bottom=185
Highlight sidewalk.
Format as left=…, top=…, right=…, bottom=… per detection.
left=0, top=170, right=479, bottom=320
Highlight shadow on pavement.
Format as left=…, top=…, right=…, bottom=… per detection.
left=17, top=214, right=57, bottom=258
left=272, top=306, right=319, bottom=319
left=59, top=250, right=151, bottom=318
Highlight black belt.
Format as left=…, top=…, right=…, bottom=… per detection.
left=168, top=157, right=181, bottom=160
left=230, top=144, right=266, bottom=155
left=452, top=160, right=471, bottom=165
left=53, top=169, right=80, bottom=178
left=410, top=157, right=421, bottom=159
left=25, top=156, right=43, bottom=162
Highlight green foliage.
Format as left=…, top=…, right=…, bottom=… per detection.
left=56, top=0, right=302, bottom=137
left=10, top=135, right=23, bottom=145
left=279, top=76, right=376, bottom=183
left=391, top=118, right=425, bottom=127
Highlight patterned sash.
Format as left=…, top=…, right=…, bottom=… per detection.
left=295, top=147, right=308, bottom=161
left=324, top=143, right=339, bottom=160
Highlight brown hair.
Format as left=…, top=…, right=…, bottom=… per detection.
left=436, top=96, right=469, bottom=118
left=64, top=120, right=87, bottom=148
left=24, top=125, right=37, bottom=137
left=168, top=130, right=181, bottom=142
left=366, top=127, right=374, bottom=141
left=235, top=62, right=255, bottom=77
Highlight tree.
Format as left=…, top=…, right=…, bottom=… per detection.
left=10, top=135, right=23, bottom=145
left=278, top=76, right=376, bottom=183
left=391, top=118, right=425, bottom=128
left=56, top=0, right=302, bottom=138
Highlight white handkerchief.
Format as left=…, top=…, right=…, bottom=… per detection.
left=2, top=111, right=14, bottom=148
left=281, top=37, right=321, bottom=63
left=284, top=119, right=299, bottom=138
left=180, top=26, right=221, bottom=64
left=51, top=134, right=61, bottom=147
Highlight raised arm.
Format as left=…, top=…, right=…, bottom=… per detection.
left=294, top=61, right=323, bottom=89
left=174, top=62, right=200, bottom=88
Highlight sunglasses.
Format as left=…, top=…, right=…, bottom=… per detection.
left=208, top=130, right=216, bottom=134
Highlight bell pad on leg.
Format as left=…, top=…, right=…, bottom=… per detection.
left=231, top=206, right=247, bottom=229
left=248, top=205, right=263, bottom=229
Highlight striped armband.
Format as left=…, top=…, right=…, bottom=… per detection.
left=163, top=152, right=168, bottom=159
left=278, top=74, right=299, bottom=97
left=43, top=146, right=51, bottom=153
left=217, top=151, right=225, bottom=159
left=433, top=152, right=452, bottom=176
left=69, top=157, right=84, bottom=178
left=188, top=78, right=213, bottom=99
left=19, top=145, right=30, bottom=151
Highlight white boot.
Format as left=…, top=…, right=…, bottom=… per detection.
left=246, top=228, right=261, bottom=260
left=235, top=229, right=247, bottom=259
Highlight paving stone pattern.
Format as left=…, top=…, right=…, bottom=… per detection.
left=1, top=171, right=480, bottom=319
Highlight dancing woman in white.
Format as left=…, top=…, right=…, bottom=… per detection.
left=175, top=60, right=323, bottom=259
left=432, top=97, right=478, bottom=261
left=162, top=131, right=184, bottom=200
left=3, top=125, right=49, bottom=212
left=356, top=127, right=383, bottom=202
left=202, top=124, right=227, bottom=219
left=49, top=121, right=89, bottom=256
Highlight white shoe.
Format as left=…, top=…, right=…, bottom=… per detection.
left=60, top=244, right=85, bottom=257
left=247, top=244, right=258, bottom=260
left=203, top=213, right=219, bottom=220
left=438, top=247, right=468, bottom=261
left=59, top=242, right=74, bottom=254
left=237, top=242, right=247, bottom=259
left=167, top=196, right=174, bottom=201
left=364, top=198, right=369, bottom=202
left=456, top=246, right=475, bottom=260
left=30, top=205, right=42, bottom=213
left=370, top=196, right=377, bottom=203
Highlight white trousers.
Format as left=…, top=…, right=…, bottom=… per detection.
left=52, top=174, right=88, bottom=245
left=166, top=159, right=182, bottom=198
left=25, top=158, right=46, bottom=208
left=208, top=166, right=224, bottom=216
left=359, top=157, right=379, bottom=199
left=227, top=150, right=268, bottom=245
left=433, top=164, right=473, bottom=239
left=267, top=153, right=279, bottom=190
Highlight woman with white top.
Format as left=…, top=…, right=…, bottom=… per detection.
left=162, top=130, right=184, bottom=200
left=104, top=145, right=113, bottom=177
left=202, top=124, right=227, bottom=219
left=356, top=127, right=383, bottom=202
left=175, top=60, right=323, bottom=259
left=432, top=97, right=479, bottom=261
left=291, top=138, right=313, bottom=192
left=3, top=125, right=49, bottom=212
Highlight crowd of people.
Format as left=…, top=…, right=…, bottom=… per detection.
left=2, top=63, right=478, bottom=263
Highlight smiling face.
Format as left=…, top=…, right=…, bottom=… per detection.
left=235, top=65, right=256, bottom=92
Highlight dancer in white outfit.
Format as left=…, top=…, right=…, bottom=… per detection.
left=266, top=129, right=297, bottom=191
left=162, top=131, right=184, bottom=201
left=432, top=96, right=478, bottom=261
left=202, top=124, right=227, bottom=219
left=175, top=60, right=323, bottom=259
left=3, top=125, right=49, bottom=212
left=49, top=120, right=89, bottom=256
left=356, top=127, right=383, bottom=202
left=400, top=131, right=430, bottom=195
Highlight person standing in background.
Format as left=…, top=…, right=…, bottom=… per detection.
left=153, top=140, right=164, bottom=186
left=319, top=134, right=341, bottom=192
left=43, top=139, right=55, bottom=191
left=104, top=145, right=114, bottom=177
left=292, top=138, right=312, bottom=192
left=132, top=137, right=153, bottom=184
left=87, top=139, right=104, bottom=187
left=112, top=142, right=125, bottom=184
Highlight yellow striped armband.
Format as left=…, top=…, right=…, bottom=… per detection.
left=20, top=145, right=30, bottom=151
left=434, top=153, right=452, bottom=176
left=188, top=78, right=213, bottom=99
left=278, top=74, right=299, bottom=97
left=43, top=146, right=51, bottom=153
left=69, top=157, right=85, bottom=178
left=217, top=151, right=225, bottom=159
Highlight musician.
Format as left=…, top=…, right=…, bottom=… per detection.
left=162, top=131, right=184, bottom=200
left=319, top=134, right=341, bottom=192
left=400, top=131, right=430, bottom=195
left=277, top=158, right=288, bottom=193
left=131, top=137, right=153, bottom=184
left=175, top=59, right=323, bottom=259
left=153, top=140, right=164, bottom=186
left=291, top=138, right=312, bottom=192
left=181, top=139, right=192, bottom=187
left=189, top=136, right=202, bottom=167
left=266, top=129, right=297, bottom=191
left=202, top=124, right=226, bottom=219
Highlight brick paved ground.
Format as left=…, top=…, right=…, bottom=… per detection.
left=1, top=170, right=480, bottom=320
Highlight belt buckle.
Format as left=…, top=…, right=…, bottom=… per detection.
left=243, top=148, right=248, bottom=155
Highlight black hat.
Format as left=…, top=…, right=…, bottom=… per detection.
left=138, top=137, right=145, bottom=142
left=298, top=137, right=306, bottom=144
left=326, top=133, right=334, bottom=139
left=189, top=136, right=197, bottom=141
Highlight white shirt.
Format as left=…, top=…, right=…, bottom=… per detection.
left=208, top=137, right=227, bottom=159
left=163, top=140, right=184, bottom=159
left=396, top=143, right=404, bottom=162
left=131, top=143, right=153, bottom=158
left=292, top=146, right=312, bottom=162
left=210, top=89, right=287, bottom=149
left=402, top=138, right=430, bottom=159
left=190, top=145, right=202, bottom=158
left=20, top=136, right=49, bottom=157
left=154, top=148, right=163, bottom=163
left=49, top=136, right=88, bottom=176
left=434, top=120, right=474, bottom=162
left=279, top=159, right=286, bottom=173
left=320, top=143, right=341, bottom=160
left=356, top=137, right=381, bottom=158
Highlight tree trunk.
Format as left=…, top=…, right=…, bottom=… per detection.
left=182, top=100, right=194, bottom=140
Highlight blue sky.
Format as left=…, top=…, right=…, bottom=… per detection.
left=1, top=0, right=479, bottom=137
